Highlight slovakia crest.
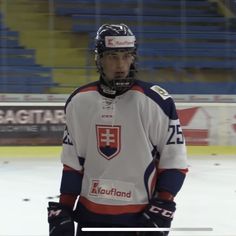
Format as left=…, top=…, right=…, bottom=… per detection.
left=96, top=125, right=121, bottom=160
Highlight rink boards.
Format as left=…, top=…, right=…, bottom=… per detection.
left=0, top=145, right=235, bottom=158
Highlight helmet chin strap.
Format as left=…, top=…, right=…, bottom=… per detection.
left=104, top=73, right=133, bottom=88
left=100, top=69, right=136, bottom=95
left=96, top=53, right=137, bottom=96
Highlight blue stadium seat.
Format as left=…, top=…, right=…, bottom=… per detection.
left=60, top=8, right=217, bottom=16
left=73, top=24, right=224, bottom=33
left=0, top=65, right=52, bottom=74
left=139, top=60, right=236, bottom=69
left=55, top=0, right=217, bottom=16
left=0, top=57, right=36, bottom=65
left=0, top=84, right=53, bottom=93
left=139, top=48, right=236, bottom=58
left=0, top=17, right=54, bottom=93
left=0, top=30, right=19, bottom=38
left=73, top=15, right=227, bottom=24
left=140, top=42, right=236, bottom=49
left=134, top=31, right=236, bottom=40
left=0, top=64, right=54, bottom=93
left=0, top=48, right=35, bottom=55
left=0, top=39, right=21, bottom=47
left=157, top=81, right=236, bottom=94
left=54, top=0, right=210, bottom=5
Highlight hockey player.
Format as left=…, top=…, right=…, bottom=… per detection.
left=48, top=24, right=188, bottom=236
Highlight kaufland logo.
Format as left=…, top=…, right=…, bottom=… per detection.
left=105, top=36, right=135, bottom=48
left=89, top=180, right=132, bottom=201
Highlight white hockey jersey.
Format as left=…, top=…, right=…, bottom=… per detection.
left=60, top=79, right=188, bottom=225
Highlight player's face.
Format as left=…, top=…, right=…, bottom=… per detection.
left=101, top=51, right=134, bottom=81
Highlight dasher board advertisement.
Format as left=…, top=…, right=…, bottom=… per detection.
left=0, top=103, right=65, bottom=145
left=0, top=102, right=236, bottom=146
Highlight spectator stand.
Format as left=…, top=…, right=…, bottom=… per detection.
left=0, top=11, right=55, bottom=93
left=52, top=0, right=236, bottom=94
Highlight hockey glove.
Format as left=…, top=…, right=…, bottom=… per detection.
left=48, top=202, right=74, bottom=236
left=139, top=198, right=176, bottom=236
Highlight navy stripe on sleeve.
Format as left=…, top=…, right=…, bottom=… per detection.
left=156, top=169, right=186, bottom=196
left=60, top=169, right=83, bottom=195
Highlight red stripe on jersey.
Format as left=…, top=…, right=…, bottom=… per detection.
left=179, top=168, right=189, bottom=174
left=79, top=196, right=146, bottom=215
left=158, top=191, right=174, bottom=201
left=63, top=164, right=84, bottom=174
left=157, top=168, right=188, bottom=175
left=131, top=85, right=144, bottom=93
left=80, top=86, right=98, bottom=93
left=60, top=194, right=78, bottom=209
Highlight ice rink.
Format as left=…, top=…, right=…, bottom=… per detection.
left=0, top=147, right=236, bottom=236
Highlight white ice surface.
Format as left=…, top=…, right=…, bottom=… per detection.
left=0, top=155, right=236, bottom=236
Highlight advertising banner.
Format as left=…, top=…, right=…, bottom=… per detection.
left=177, top=104, right=236, bottom=146
left=0, top=104, right=65, bottom=145
left=0, top=102, right=236, bottom=146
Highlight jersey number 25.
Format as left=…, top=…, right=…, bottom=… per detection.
left=167, top=124, right=184, bottom=145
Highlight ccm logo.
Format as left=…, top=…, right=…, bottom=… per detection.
left=149, top=206, right=174, bottom=218
left=48, top=209, right=62, bottom=217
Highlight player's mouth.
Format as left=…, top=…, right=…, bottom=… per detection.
left=114, top=72, right=126, bottom=79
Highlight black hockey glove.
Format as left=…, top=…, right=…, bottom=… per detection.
left=48, top=202, right=74, bottom=236
left=139, top=198, right=176, bottom=236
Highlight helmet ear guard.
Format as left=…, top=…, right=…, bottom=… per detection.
left=94, top=53, right=101, bottom=72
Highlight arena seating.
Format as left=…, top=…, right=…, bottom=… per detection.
left=156, top=81, right=236, bottom=94
left=0, top=13, right=55, bottom=93
left=51, top=0, right=236, bottom=94
left=0, top=65, right=53, bottom=93
left=54, top=0, right=236, bottom=69
left=1, top=0, right=235, bottom=94
left=55, top=0, right=219, bottom=17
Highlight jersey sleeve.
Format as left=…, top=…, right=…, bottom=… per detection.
left=148, top=85, right=188, bottom=197
left=157, top=98, right=187, bottom=169
left=60, top=99, right=84, bottom=197
left=61, top=100, right=84, bottom=170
